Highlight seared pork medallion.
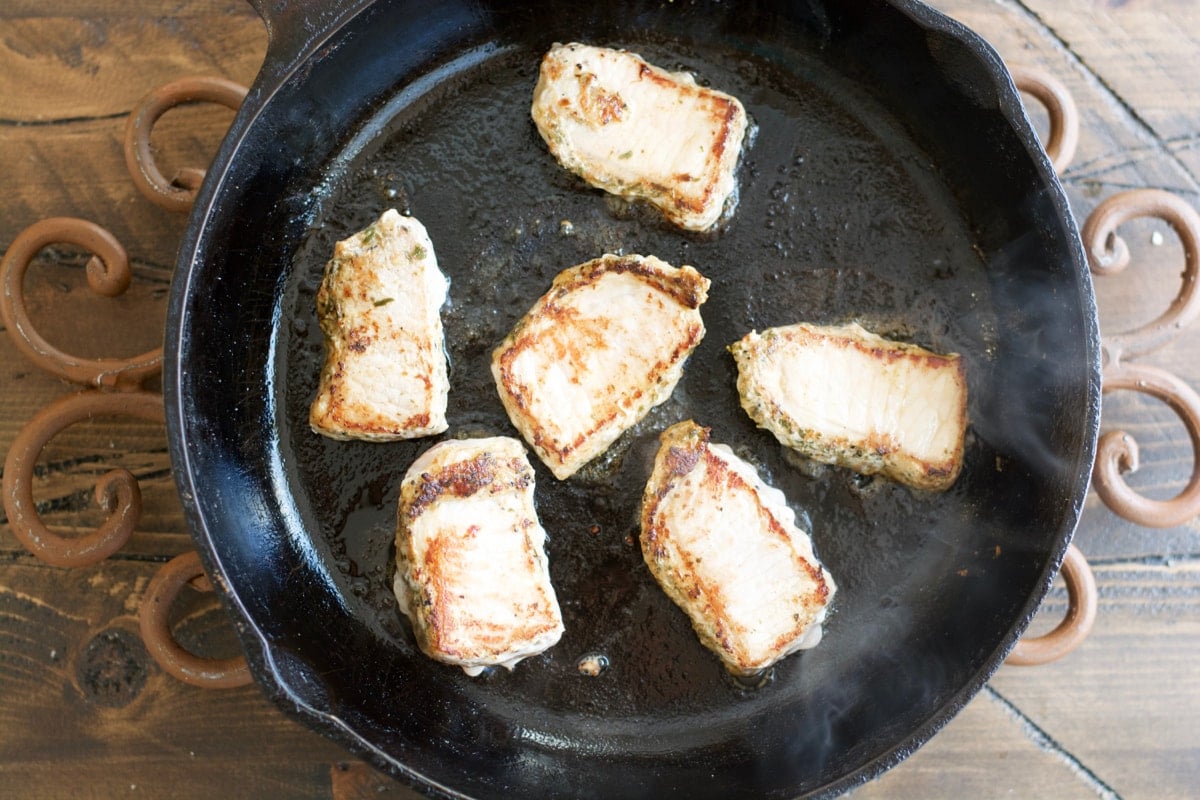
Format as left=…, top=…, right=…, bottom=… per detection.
left=730, top=322, right=968, bottom=491
left=641, top=421, right=837, bottom=676
left=310, top=209, right=449, bottom=440
left=492, top=254, right=710, bottom=480
left=531, top=42, right=748, bottom=231
left=392, top=437, right=564, bottom=676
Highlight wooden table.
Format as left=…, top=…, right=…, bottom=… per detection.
left=2, top=1, right=1197, bottom=797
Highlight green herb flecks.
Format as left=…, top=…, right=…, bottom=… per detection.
left=317, top=294, right=339, bottom=322
left=360, top=223, right=379, bottom=247
left=374, top=297, right=395, bottom=307
left=410, top=244, right=427, bottom=261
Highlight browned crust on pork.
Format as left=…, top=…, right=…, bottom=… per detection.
left=491, top=254, right=709, bottom=477
left=620, top=61, right=742, bottom=220
left=532, top=44, right=747, bottom=231
left=309, top=216, right=447, bottom=440
left=640, top=421, right=832, bottom=675
left=730, top=324, right=968, bottom=491
left=396, top=446, right=560, bottom=665
left=405, top=524, right=559, bottom=662
left=402, top=452, right=533, bottom=520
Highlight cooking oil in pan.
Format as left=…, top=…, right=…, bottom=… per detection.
left=279, top=36, right=997, bottom=721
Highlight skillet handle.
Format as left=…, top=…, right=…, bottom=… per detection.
left=1005, top=544, right=1097, bottom=666
left=245, top=0, right=375, bottom=86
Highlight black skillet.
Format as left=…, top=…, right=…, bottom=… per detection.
left=165, top=0, right=1101, bottom=797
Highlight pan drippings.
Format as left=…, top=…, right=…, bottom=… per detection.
left=280, top=39, right=994, bottom=722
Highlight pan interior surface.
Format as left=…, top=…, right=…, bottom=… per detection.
left=171, top=1, right=1098, bottom=798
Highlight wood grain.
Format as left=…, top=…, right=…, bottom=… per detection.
left=1022, top=0, right=1200, bottom=182
left=0, top=560, right=354, bottom=799
left=1, top=1, right=1199, bottom=798
left=991, top=561, right=1200, bottom=799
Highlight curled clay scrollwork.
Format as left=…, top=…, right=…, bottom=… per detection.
left=1003, top=67, right=1096, bottom=665
left=1006, top=544, right=1098, bottom=666
left=138, top=551, right=252, bottom=688
left=123, top=76, right=248, bottom=212
left=2, top=391, right=164, bottom=567
left=1, top=75, right=252, bottom=686
left=1082, top=189, right=1200, bottom=362
left=1093, top=362, right=1200, bottom=528
left=0, top=217, right=162, bottom=389
left=1082, top=190, right=1200, bottom=527
left=1011, top=66, right=1080, bottom=175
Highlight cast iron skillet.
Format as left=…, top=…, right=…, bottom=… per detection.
left=165, top=0, right=1101, bottom=797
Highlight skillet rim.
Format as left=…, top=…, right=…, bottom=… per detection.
left=163, top=0, right=1103, bottom=796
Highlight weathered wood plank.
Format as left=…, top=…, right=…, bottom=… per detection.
left=858, top=559, right=1200, bottom=798
left=0, top=14, right=266, bottom=121
left=851, top=688, right=1102, bottom=799
left=0, top=98, right=250, bottom=266
left=0, top=0, right=258, bottom=19
left=332, top=762, right=422, bottom=800
left=2, top=2, right=1200, bottom=799
left=1020, top=0, right=1200, bottom=181
left=934, top=0, right=1200, bottom=198
left=989, top=559, right=1200, bottom=800
left=0, top=559, right=351, bottom=798
left=930, top=0, right=1200, bottom=562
